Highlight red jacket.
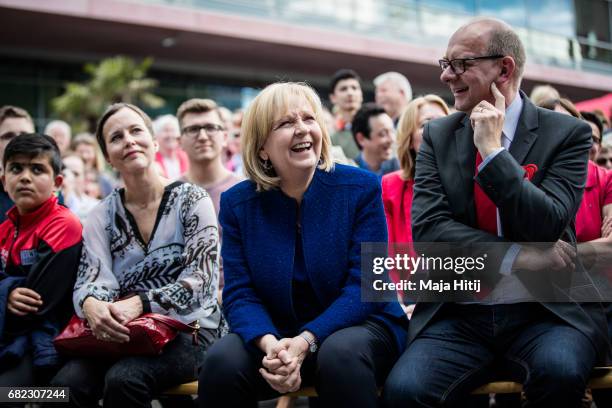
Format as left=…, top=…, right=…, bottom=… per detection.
left=0, top=196, right=82, bottom=336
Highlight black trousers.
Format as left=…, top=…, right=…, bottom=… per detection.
left=198, top=320, right=399, bottom=408
left=50, top=330, right=217, bottom=408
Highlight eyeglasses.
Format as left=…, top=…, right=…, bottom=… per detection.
left=438, top=55, right=504, bottom=75
left=182, top=124, right=224, bottom=138
left=596, top=157, right=612, bottom=166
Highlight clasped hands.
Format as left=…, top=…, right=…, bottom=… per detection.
left=82, top=296, right=143, bottom=343
left=257, top=333, right=311, bottom=394
left=470, top=83, right=506, bottom=159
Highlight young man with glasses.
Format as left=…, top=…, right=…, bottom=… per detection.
left=0, top=106, right=35, bottom=222
left=177, top=98, right=243, bottom=218
left=383, top=17, right=609, bottom=408
left=177, top=98, right=243, bottom=303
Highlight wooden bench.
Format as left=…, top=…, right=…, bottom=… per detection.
left=163, top=366, right=612, bottom=406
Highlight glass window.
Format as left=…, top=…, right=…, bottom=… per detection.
left=529, top=0, right=574, bottom=37
left=477, top=0, right=527, bottom=29
left=424, top=0, right=476, bottom=14
left=575, top=0, right=612, bottom=63
left=575, top=0, right=610, bottom=42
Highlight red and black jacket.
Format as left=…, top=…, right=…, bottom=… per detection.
left=0, top=196, right=83, bottom=337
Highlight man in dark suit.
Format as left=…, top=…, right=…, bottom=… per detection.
left=383, top=18, right=609, bottom=408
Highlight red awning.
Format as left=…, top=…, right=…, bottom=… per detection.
left=575, top=93, right=612, bottom=120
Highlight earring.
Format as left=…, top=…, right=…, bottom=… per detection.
left=262, top=158, right=273, bottom=171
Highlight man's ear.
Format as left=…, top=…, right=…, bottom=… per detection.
left=355, top=132, right=368, bottom=149
left=54, top=173, right=64, bottom=191
left=497, top=56, right=516, bottom=84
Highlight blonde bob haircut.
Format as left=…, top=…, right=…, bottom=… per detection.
left=397, top=94, right=449, bottom=180
left=242, top=82, right=334, bottom=191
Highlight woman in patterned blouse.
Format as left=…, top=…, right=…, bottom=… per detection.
left=51, top=103, right=224, bottom=408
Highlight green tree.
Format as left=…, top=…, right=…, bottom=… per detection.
left=52, top=56, right=164, bottom=132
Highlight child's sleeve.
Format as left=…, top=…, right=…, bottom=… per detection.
left=26, top=214, right=83, bottom=318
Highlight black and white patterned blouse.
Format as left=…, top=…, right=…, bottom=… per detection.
left=73, top=181, right=222, bottom=329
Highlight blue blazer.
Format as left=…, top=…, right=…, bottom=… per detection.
left=220, top=164, right=408, bottom=350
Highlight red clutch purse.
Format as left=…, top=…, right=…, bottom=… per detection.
left=53, top=313, right=197, bottom=357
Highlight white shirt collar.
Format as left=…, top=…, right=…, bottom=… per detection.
left=502, top=91, right=523, bottom=145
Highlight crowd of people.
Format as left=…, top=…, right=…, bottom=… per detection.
left=0, top=15, right=611, bottom=408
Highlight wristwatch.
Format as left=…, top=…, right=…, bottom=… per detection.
left=299, top=332, right=318, bottom=354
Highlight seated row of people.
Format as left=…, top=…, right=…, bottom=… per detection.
left=1, top=19, right=611, bottom=407
left=0, top=85, right=407, bottom=407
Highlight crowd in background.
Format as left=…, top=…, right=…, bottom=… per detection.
left=1, top=70, right=610, bottom=221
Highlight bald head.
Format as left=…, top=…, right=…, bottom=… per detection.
left=453, top=18, right=525, bottom=83
left=441, top=18, right=525, bottom=112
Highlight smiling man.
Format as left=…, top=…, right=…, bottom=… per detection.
left=352, top=103, right=399, bottom=179
left=383, top=18, right=608, bottom=408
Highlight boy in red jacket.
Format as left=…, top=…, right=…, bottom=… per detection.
left=0, top=133, right=82, bottom=387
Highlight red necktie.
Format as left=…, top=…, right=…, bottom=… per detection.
left=474, top=152, right=498, bottom=235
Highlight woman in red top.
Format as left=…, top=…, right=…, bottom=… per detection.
left=541, top=104, right=612, bottom=243
left=382, top=95, right=449, bottom=245
left=381, top=95, right=448, bottom=317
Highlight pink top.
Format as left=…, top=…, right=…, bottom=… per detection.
left=575, top=161, right=612, bottom=242
left=382, top=170, right=414, bottom=245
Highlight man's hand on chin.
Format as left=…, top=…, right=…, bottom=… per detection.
left=471, top=83, right=506, bottom=159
